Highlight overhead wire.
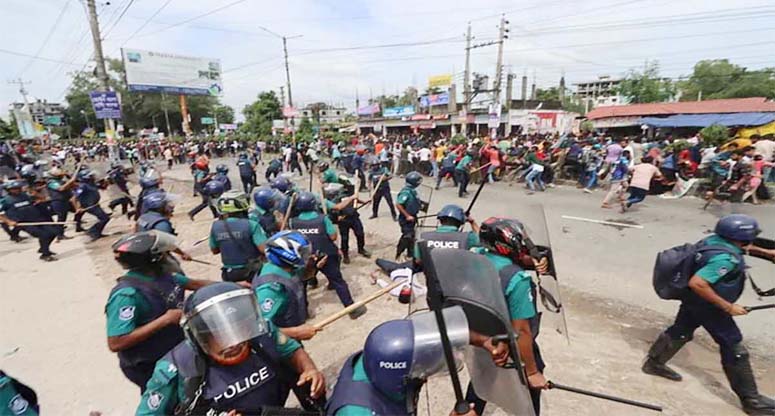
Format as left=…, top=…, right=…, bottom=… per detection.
left=128, top=0, right=250, bottom=39
left=119, top=0, right=175, bottom=47
left=101, top=0, right=137, bottom=39
left=16, top=0, right=72, bottom=78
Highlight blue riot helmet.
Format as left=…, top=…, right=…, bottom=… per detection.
left=405, top=171, right=422, bottom=188
left=715, top=214, right=761, bottom=243
left=253, top=187, right=279, bottom=211
left=216, top=164, right=229, bottom=174
left=204, top=180, right=225, bottom=197
left=238, top=153, right=248, bottom=160
left=271, top=176, right=292, bottom=194
left=294, top=191, right=317, bottom=212
left=265, top=230, right=312, bottom=269
left=77, top=169, right=96, bottom=183
left=323, top=183, right=344, bottom=203
left=362, top=306, right=469, bottom=398
left=181, top=282, right=268, bottom=362
left=436, top=204, right=466, bottom=227
left=139, top=176, right=160, bottom=189
left=143, top=191, right=178, bottom=214
left=4, top=179, right=26, bottom=191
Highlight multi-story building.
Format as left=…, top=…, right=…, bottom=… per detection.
left=573, top=76, right=624, bottom=110
left=299, top=104, right=348, bottom=124
left=10, top=99, right=66, bottom=126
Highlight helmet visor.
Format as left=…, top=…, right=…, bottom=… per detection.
left=149, top=230, right=178, bottom=254
left=185, top=289, right=268, bottom=355
left=408, top=306, right=469, bottom=379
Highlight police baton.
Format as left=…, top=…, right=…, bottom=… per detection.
left=745, top=304, right=775, bottom=312
left=312, top=279, right=404, bottom=330
left=189, top=258, right=215, bottom=266
left=547, top=381, right=663, bottom=412
left=192, top=236, right=209, bottom=246
left=464, top=175, right=488, bottom=216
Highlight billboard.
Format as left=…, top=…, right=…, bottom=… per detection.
left=89, top=91, right=122, bottom=119
left=12, top=107, right=36, bottom=139
left=428, top=74, right=452, bottom=88
left=122, top=48, right=223, bottom=96
left=420, top=92, right=449, bottom=107
left=357, top=103, right=380, bottom=116
left=383, top=105, right=415, bottom=118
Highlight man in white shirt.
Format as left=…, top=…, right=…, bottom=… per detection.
left=417, top=146, right=432, bottom=176
left=753, top=134, right=775, bottom=182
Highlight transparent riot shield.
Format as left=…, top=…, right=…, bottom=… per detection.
left=507, top=203, right=570, bottom=343
left=422, top=246, right=536, bottom=416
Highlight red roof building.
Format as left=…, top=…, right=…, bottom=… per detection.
left=586, top=97, right=775, bottom=120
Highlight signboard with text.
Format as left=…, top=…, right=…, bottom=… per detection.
left=383, top=105, right=415, bottom=118
left=89, top=91, right=122, bottom=119
left=122, top=48, right=223, bottom=96
left=357, top=103, right=381, bottom=116
left=428, top=74, right=452, bottom=88
left=201, top=117, right=215, bottom=125
left=420, top=92, right=449, bottom=107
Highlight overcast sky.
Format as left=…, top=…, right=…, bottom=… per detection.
left=2, top=0, right=774, bottom=122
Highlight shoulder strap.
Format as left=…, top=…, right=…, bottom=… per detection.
left=221, top=219, right=257, bottom=258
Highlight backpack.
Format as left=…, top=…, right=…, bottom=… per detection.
left=652, top=241, right=742, bottom=300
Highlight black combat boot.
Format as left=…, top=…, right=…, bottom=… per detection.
left=723, top=347, right=775, bottom=416
left=642, top=332, right=688, bottom=381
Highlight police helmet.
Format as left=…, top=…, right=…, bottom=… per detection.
left=182, top=282, right=268, bottom=360
left=20, top=164, right=36, bottom=178
left=479, top=217, right=530, bottom=261
left=323, top=183, right=344, bottom=202
left=4, top=179, right=26, bottom=190
left=294, top=191, right=318, bottom=212
left=715, top=214, right=761, bottom=243
left=265, top=230, right=312, bottom=269
left=271, top=176, right=292, bottom=194
left=436, top=204, right=466, bottom=226
left=317, top=162, right=329, bottom=173
left=142, top=191, right=172, bottom=212
left=405, top=171, right=423, bottom=188
left=77, top=169, right=96, bottom=182
left=112, top=231, right=178, bottom=269
left=238, top=153, right=248, bottom=159
left=217, top=190, right=250, bottom=214
left=204, top=180, right=225, bottom=197
left=216, top=164, right=229, bottom=174
left=253, top=187, right=279, bottom=211
left=139, top=176, right=160, bottom=189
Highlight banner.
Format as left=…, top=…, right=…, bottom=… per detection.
left=282, top=106, right=298, bottom=118
left=12, top=107, right=36, bottom=139
left=89, top=91, right=122, bottom=119
left=201, top=117, right=215, bottom=125
left=428, top=74, right=452, bottom=88
left=383, top=105, right=415, bottom=118
left=420, top=92, right=449, bottom=107
left=122, top=48, right=223, bottom=96
left=357, top=103, right=380, bottom=116
left=220, top=123, right=237, bottom=130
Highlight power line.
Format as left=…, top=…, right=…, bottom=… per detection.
left=0, top=47, right=94, bottom=67
left=16, top=0, right=72, bottom=77
left=101, top=0, right=137, bottom=38
left=119, top=0, right=175, bottom=47
left=130, top=0, right=249, bottom=39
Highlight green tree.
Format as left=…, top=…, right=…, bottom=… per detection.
left=297, top=116, right=314, bottom=141
left=0, top=114, right=19, bottom=140
left=398, top=87, right=418, bottom=106
left=617, top=60, right=675, bottom=103
left=213, top=104, right=235, bottom=124
left=535, top=87, right=559, bottom=102
left=678, top=59, right=775, bottom=101
left=699, top=124, right=730, bottom=147
left=241, top=91, right=282, bottom=136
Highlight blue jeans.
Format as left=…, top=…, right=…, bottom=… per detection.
left=626, top=186, right=647, bottom=206
left=526, top=168, right=545, bottom=191
left=431, top=160, right=439, bottom=178
left=584, top=171, right=598, bottom=189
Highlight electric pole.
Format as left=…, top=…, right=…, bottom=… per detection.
left=493, top=15, right=509, bottom=109
left=279, top=86, right=287, bottom=132
left=85, top=0, right=117, bottom=161
left=8, top=79, right=31, bottom=106
left=462, top=23, right=472, bottom=135
left=259, top=26, right=302, bottom=142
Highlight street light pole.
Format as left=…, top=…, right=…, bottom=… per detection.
left=259, top=26, right=302, bottom=142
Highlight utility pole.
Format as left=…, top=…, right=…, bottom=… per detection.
left=8, top=79, right=31, bottom=106
left=462, top=22, right=472, bottom=135
left=492, top=15, right=509, bottom=138
left=161, top=92, right=172, bottom=135
left=85, top=0, right=117, bottom=161
left=279, top=86, right=287, bottom=133
left=259, top=26, right=302, bottom=142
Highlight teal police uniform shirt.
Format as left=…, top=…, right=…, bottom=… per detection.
left=695, top=234, right=744, bottom=285
left=253, top=263, right=295, bottom=324
left=106, top=271, right=190, bottom=337
left=396, top=187, right=417, bottom=207
left=0, top=375, right=37, bottom=416
left=322, top=168, right=339, bottom=184
left=135, top=322, right=300, bottom=416
left=208, top=217, right=268, bottom=268
left=474, top=248, right=536, bottom=320
left=456, top=155, right=473, bottom=171
left=334, top=355, right=405, bottom=416
left=413, top=225, right=480, bottom=259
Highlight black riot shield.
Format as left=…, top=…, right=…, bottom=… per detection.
left=511, top=203, right=570, bottom=342
left=421, top=246, right=536, bottom=416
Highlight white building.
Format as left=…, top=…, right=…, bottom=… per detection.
left=573, top=76, right=625, bottom=111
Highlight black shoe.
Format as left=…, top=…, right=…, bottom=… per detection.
left=642, top=332, right=688, bottom=381
left=358, top=249, right=372, bottom=258
left=11, top=236, right=26, bottom=243
left=392, top=215, right=397, bottom=222
left=642, top=358, right=683, bottom=381
left=326, top=285, right=334, bottom=291
left=369, top=215, right=378, bottom=219
left=307, top=277, right=319, bottom=289
left=188, top=213, right=195, bottom=222
left=75, top=227, right=85, bottom=233
left=39, top=254, right=58, bottom=262
left=89, top=233, right=106, bottom=242
left=724, top=352, right=775, bottom=415
left=342, top=254, right=350, bottom=264
left=348, top=305, right=367, bottom=320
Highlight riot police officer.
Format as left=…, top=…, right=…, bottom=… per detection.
left=368, top=161, right=396, bottom=220
left=0, top=180, right=58, bottom=261
left=0, top=370, right=39, bottom=416
left=326, top=306, right=471, bottom=415
left=133, top=175, right=163, bottom=220
left=642, top=214, right=775, bottom=415
left=105, top=231, right=213, bottom=391
left=137, top=282, right=325, bottom=415
left=45, top=167, right=76, bottom=241
left=265, top=156, right=283, bottom=182
left=188, top=179, right=223, bottom=221
left=106, top=162, right=134, bottom=215
left=455, top=150, right=475, bottom=198
left=466, top=217, right=550, bottom=415
left=73, top=169, right=110, bottom=241
left=188, top=161, right=215, bottom=220
left=333, top=188, right=371, bottom=265
left=136, top=191, right=177, bottom=235
left=414, top=204, right=479, bottom=266
left=209, top=191, right=267, bottom=283
left=250, top=187, right=281, bottom=236
left=237, top=153, right=256, bottom=193
left=318, top=162, right=339, bottom=185
left=288, top=192, right=366, bottom=319
left=213, top=164, right=232, bottom=192
left=395, top=171, right=423, bottom=260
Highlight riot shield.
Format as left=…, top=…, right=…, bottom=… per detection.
left=421, top=246, right=536, bottom=416
left=507, top=203, right=570, bottom=342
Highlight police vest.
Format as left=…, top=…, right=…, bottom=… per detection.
left=47, top=180, right=71, bottom=201
left=136, top=188, right=161, bottom=215
left=290, top=215, right=338, bottom=256
left=399, top=187, right=421, bottom=216
left=687, top=238, right=746, bottom=304
left=165, top=336, right=287, bottom=415
left=497, top=262, right=541, bottom=338
left=419, top=230, right=469, bottom=251
left=326, top=352, right=409, bottom=416
left=2, top=194, right=48, bottom=222
left=238, top=161, right=253, bottom=177
left=0, top=371, right=40, bottom=416
left=77, top=183, right=100, bottom=207
left=107, top=274, right=185, bottom=366
left=137, top=211, right=175, bottom=235
left=251, top=271, right=308, bottom=327
left=211, top=219, right=260, bottom=266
